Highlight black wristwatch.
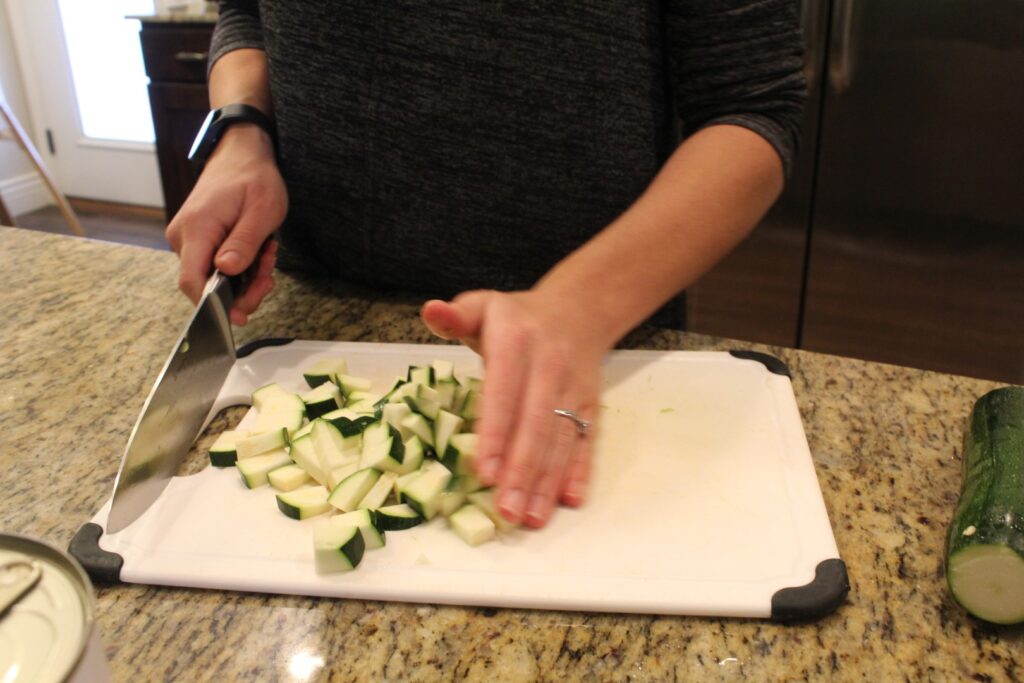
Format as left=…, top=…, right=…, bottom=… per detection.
left=188, top=103, right=277, bottom=175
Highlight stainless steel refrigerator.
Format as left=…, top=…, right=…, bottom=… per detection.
left=687, top=0, right=1024, bottom=383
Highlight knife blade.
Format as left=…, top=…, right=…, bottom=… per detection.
left=105, top=272, right=236, bottom=534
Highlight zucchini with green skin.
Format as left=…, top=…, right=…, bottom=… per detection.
left=208, top=429, right=239, bottom=467
left=276, top=485, right=332, bottom=519
left=947, top=386, right=1024, bottom=624
left=314, top=521, right=365, bottom=573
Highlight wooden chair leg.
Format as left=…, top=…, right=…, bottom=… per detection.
left=0, top=101, right=86, bottom=237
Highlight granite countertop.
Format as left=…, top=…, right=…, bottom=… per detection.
left=1, top=227, right=1020, bottom=681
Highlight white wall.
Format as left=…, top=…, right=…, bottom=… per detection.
left=0, top=2, right=52, bottom=216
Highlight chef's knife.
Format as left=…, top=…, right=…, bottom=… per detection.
left=105, top=272, right=236, bottom=534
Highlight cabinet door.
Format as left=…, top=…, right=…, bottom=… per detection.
left=148, top=82, right=208, bottom=222
left=802, top=0, right=1024, bottom=382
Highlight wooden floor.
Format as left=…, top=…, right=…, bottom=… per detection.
left=11, top=198, right=169, bottom=251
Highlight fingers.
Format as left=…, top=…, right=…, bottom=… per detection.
left=522, top=409, right=579, bottom=527
left=174, top=220, right=222, bottom=303
left=495, top=348, right=570, bottom=524
left=558, top=408, right=595, bottom=507
left=473, top=320, right=529, bottom=487
left=230, top=239, right=278, bottom=325
left=421, top=291, right=490, bottom=353
left=214, top=189, right=275, bottom=276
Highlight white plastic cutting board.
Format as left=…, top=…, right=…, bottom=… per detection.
left=89, top=341, right=842, bottom=618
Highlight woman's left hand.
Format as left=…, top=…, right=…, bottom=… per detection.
left=421, top=289, right=610, bottom=528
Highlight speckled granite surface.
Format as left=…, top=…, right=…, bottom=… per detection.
left=2, top=227, right=1021, bottom=682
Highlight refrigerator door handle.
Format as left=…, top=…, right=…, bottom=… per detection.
left=800, top=0, right=825, bottom=85
left=829, top=0, right=857, bottom=93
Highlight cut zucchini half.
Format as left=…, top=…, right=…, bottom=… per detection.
left=303, top=358, right=348, bottom=389
left=276, top=485, right=332, bottom=519
left=314, top=521, right=365, bottom=573
left=374, top=503, right=423, bottom=531
left=208, top=429, right=239, bottom=467
left=332, top=509, right=386, bottom=550
left=236, top=449, right=292, bottom=489
left=449, top=504, right=496, bottom=546
left=268, top=463, right=311, bottom=491
left=328, top=468, right=381, bottom=512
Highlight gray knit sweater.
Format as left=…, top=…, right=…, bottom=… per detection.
left=211, top=1, right=805, bottom=304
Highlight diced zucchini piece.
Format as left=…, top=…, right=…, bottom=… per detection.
left=327, top=462, right=359, bottom=490
left=400, top=413, right=434, bottom=448
left=345, top=400, right=379, bottom=416
left=276, top=485, right=331, bottom=519
left=360, top=424, right=407, bottom=472
left=292, top=421, right=315, bottom=440
left=404, top=384, right=441, bottom=420
left=348, top=390, right=383, bottom=406
left=455, top=472, right=485, bottom=494
left=334, top=374, right=373, bottom=397
left=400, top=460, right=452, bottom=520
left=387, top=382, right=419, bottom=404
left=434, top=380, right=458, bottom=411
left=268, top=463, right=311, bottom=491
left=451, top=384, right=470, bottom=416
left=332, top=509, right=386, bottom=550
left=252, top=383, right=289, bottom=411
left=328, top=468, right=381, bottom=512
left=433, top=409, right=464, bottom=462
left=394, top=470, right=421, bottom=499
left=465, top=377, right=484, bottom=393
left=449, top=504, right=496, bottom=546
left=358, top=472, right=398, bottom=510
left=322, top=408, right=376, bottom=437
left=460, top=389, right=481, bottom=422
left=208, top=429, right=239, bottom=467
left=236, top=449, right=291, bottom=489
left=377, top=377, right=409, bottom=405
left=303, top=358, right=348, bottom=388
left=407, top=365, right=434, bottom=385
left=432, top=359, right=455, bottom=383
left=374, top=504, right=423, bottom=531
left=442, top=432, right=478, bottom=475
left=236, top=428, right=289, bottom=460
left=314, top=521, right=364, bottom=573
left=467, top=488, right=519, bottom=532
left=302, top=383, right=343, bottom=419
left=289, top=434, right=328, bottom=486
left=312, top=419, right=358, bottom=473
left=394, top=435, right=425, bottom=475
left=440, top=489, right=467, bottom=517
left=381, top=402, right=413, bottom=440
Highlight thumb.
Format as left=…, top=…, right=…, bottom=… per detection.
left=421, top=290, right=491, bottom=343
left=213, top=200, right=276, bottom=276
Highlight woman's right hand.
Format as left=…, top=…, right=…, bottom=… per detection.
left=165, top=123, right=288, bottom=325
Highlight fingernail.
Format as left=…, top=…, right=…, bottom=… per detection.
left=499, top=489, right=524, bottom=523
left=217, top=250, right=241, bottom=271
left=525, top=493, right=551, bottom=527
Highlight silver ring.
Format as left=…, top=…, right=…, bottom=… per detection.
left=553, top=409, right=591, bottom=436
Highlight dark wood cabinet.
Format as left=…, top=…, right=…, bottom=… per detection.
left=139, top=20, right=214, bottom=223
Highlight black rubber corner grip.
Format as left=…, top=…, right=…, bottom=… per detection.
left=771, top=559, right=850, bottom=622
left=729, top=350, right=792, bottom=378
left=68, top=523, right=124, bottom=584
left=236, top=337, right=294, bottom=359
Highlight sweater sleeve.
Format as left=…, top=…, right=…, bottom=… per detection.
left=664, top=0, right=807, bottom=177
left=209, top=0, right=265, bottom=72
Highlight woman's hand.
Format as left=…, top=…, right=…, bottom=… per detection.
left=421, top=289, right=613, bottom=528
left=165, top=124, right=287, bottom=325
